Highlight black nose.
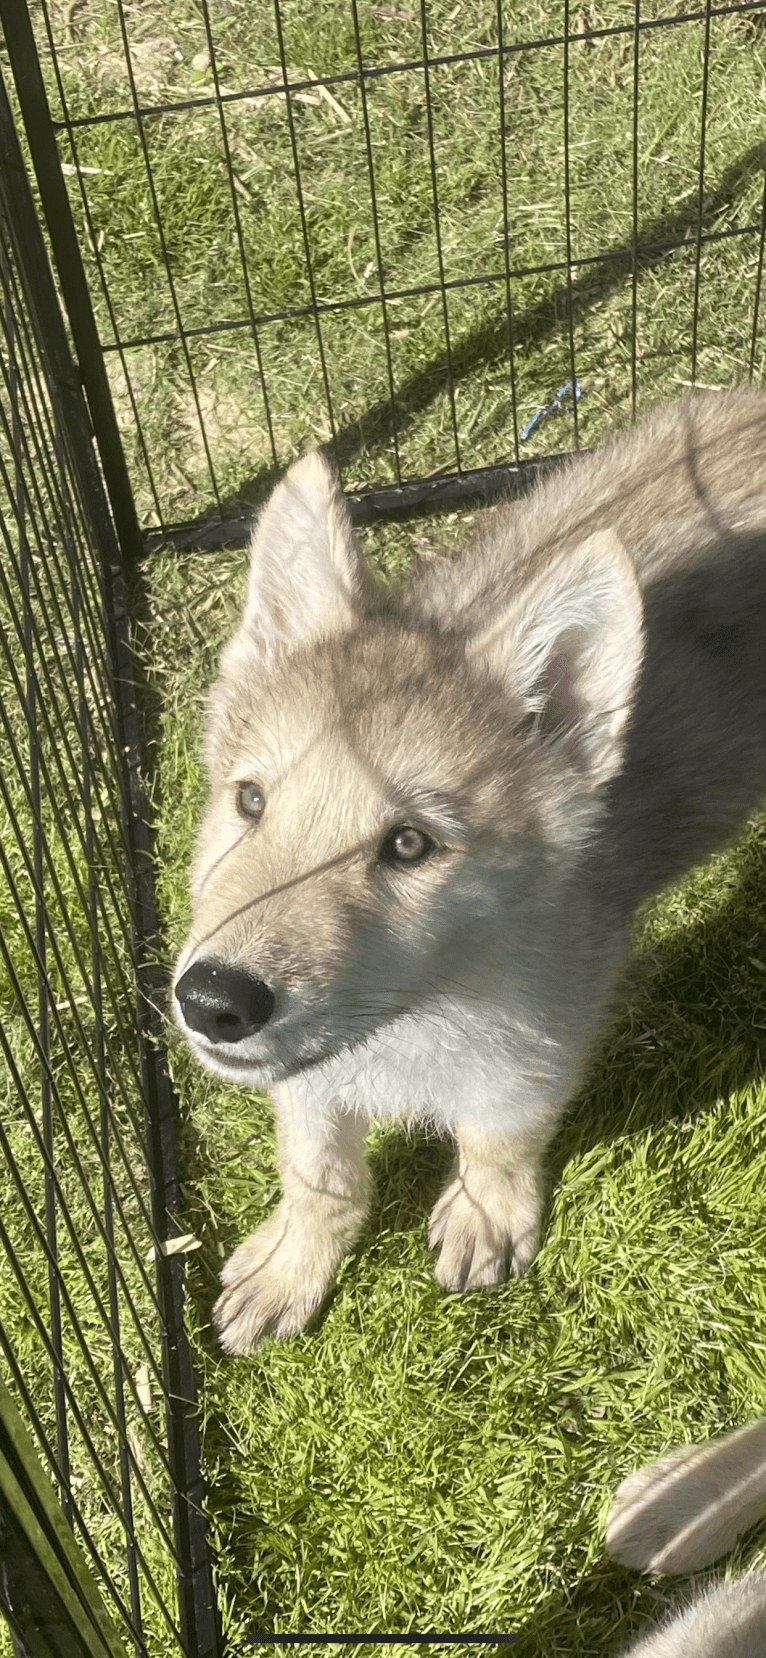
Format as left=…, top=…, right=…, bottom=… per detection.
left=175, top=960, right=275, bottom=1044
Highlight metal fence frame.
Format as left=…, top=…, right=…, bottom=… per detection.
left=1, top=0, right=766, bottom=1649
left=5, top=0, right=766, bottom=551
left=0, top=53, right=219, bottom=1658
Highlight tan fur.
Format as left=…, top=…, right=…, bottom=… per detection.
left=173, top=390, right=766, bottom=1356
left=608, top=1422, right=766, bottom=1655
left=619, top=1575, right=766, bottom=1657
left=428, top=1119, right=550, bottom=1287
left=215, top=1099, right=370, bottom=1348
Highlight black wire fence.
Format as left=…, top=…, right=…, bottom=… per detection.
left=0, top=0, right=765, bottom=1650
left=0, top=51, right=218, bottom=1658
left=4, top=0, right=766, bottom=549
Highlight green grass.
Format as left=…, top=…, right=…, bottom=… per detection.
left=3, top=0, right=766, bottom=1651
left=0, top=541, right=182, bottom=1652
left=19, top=0, right=766, bottom=526
left=139, top=530, right=766, bottom=1655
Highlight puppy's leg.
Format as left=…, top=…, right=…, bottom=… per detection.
left=428, top=1119, right=551, bottom=1291
left=606, top=1419, right=766, bottom=1575
left=214, top=1087, right=370, bottom=1352
left=617, top=1574, right=766, bottom=1658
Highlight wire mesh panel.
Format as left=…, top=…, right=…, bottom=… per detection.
left=0, top=62, right=218, bottom=1658
left=3, top=0, right=765, bottom=546
left=0, top=1, right=764, bottom=1649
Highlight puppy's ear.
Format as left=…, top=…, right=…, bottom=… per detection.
left=228, top=451, right=370, bottom=663
left=467, top=529, right=643, bottom=786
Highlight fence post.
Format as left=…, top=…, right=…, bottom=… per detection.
left=0, top=53, right=221, bottom=1658
left=0, top=0, right=144, bottom=572
left=0, top=1379, right=129, bottom=1658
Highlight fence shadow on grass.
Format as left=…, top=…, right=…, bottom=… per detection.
left=360, top=818, right=766, bottom=1248
left=546, top=816, right=766, bottom=1192
left=176, top=817, right=766, bottom=1337
left=327, top=135, right=766, bottom=480
left=173, top=825, right=766, bottom=1649
left=169, top=135, right=766, bottom=544
left=511, top=1553, right=754, bottom=1658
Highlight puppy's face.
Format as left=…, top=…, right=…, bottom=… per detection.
left=173, top=451, right=643, bottom=1088
left=173, top=619, right=543, bottom=1087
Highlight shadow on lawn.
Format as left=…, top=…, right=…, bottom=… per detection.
left=318, top=132, right=766, bottom=488
left=180, top=816, right=766, bottom=1342
left=547, top=817, right=766, bottom=1190
left=511, top=1554, right=739, bottom=1658
left=166, top=135, right=766, bottom=540
left=362, top=819, right=766, bottom=1244
left=176, top=821, right=766, bottom=1648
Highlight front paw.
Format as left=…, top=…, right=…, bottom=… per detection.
left=605, top=1423, right=766, bottom=1575
left=213, top=1203, right=347, bottom=1353
left=428, top=1166, right=543, bottom=1292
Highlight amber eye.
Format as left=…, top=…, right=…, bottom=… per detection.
left=378, top=825, right=436, bottom=867
left=236, top=782, right=265, bottom=821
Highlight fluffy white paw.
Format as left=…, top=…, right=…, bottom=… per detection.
left=428, top=1166, right=543, bottom=1291
left=213, top=1203, right=348, bottom=1353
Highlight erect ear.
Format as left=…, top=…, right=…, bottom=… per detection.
left=227, top=450, right=370, bottom=663
left=466, top=529, right=644, bottom=786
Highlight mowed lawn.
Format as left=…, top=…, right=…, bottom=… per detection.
left=4, top=0, right=766, bottom=1651
left=143, top=527, right=766, bottom=1655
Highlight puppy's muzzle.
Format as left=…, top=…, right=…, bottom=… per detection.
left=175, top=960, right=275, bottom=1043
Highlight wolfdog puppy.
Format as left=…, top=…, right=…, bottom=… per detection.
left=173, top=389, right=766, bottom=1354
left=608, top=1418, right=766, bottom=1655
